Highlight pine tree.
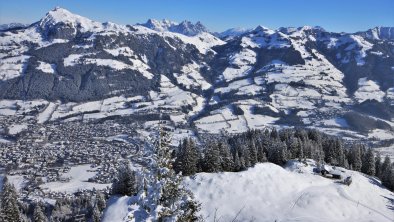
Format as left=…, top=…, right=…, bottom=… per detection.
left=91, top=203, right=101, bottom=222
left=361, top=148, right=375, bottom=176
left=1, top=178, right=21, bottom=222
left=268, top=141, right=288, bottom=165
left=126, top=126, right=202, bottom=222
left=375, top=153, right=382, bottom=178
left=381, top=156, right=393, bottom=190
left=349, top=144, right=362, bottom=172
left=175, top=138, right=199, bottom=176
left=233, top=151, right=242, bottom=171
left=202, top=142, right=221, bottom=172
left=217, top=141, right=234, bottom=171
left=241, top=143, right=251, bottom=168
left=248, top=140, right=258, bottom=166
left=112, top=161, right=137, bottom=196
left=96, top=191, right=106, bottom=212
left=381, top=155, right=391, bottom=175
left=33, top=203, right=47, bottom=222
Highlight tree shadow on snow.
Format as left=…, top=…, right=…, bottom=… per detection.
left=368, top=177, right=385, bottom=188
left=381, top=195, right=394, bottom=211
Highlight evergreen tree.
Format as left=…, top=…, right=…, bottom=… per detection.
left=112, top=161, right=137, bottom=196
left=126, top=126, right=202, bottom=221
left=381, top=156, right=393, bottom=190
left=96, top=191, right=106, bottom=212
left=240, top=144, right=251, bottom=168
left=349, top=144, right=362, bottom=171
left=33, top=203, right=47, bottom=222
left=1, top=178, right=21, bottom=222
left=381, top=155, right=391, bottom=175
left=361, top=148, right=375, bottom=176
left=202, top=142, right=221, bottom=172
left=233, top=151, right=242, bottom=171
left=267, top=141, right=288, bottom=165
left=248, top=140, right=258, bottom=166
left=375, top=153, right=382, bottom=178
left=91, top=203, right=101, bottom=222
left=175, top=138, right=199, bottom=176
left=217, top=141, right=234, bottom=171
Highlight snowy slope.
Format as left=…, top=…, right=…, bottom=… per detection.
left=101, top=160, right=393, bottom=222
left=185, top=161, right=394, bottom=222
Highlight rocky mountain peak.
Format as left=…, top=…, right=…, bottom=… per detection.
left=139, top=18, right=209, bottom=36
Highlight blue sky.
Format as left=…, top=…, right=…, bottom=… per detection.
left=0, top=0, right=393, bottom=32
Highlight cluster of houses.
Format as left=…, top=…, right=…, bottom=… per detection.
left=0, top=115, right=146, bottom=199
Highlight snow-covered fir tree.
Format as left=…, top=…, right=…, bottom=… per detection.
left=125, top=125, right=202, bottom=222
left=112, top=161, right=137, bottom=196
left=381, top=156, right=393, bottom=190
left=361, top=148, right=375, bottom=176
left=202, top=141, right=221, bottom=172
left=1, top=177, right=21, bottom=222
left=375, top=153, right=382, bottom=178
left=175, top=138, right=199, bottom=176
left=218, top=141, right=234, bottom=171
left=349, top=144, right=363, bottom=171
left=33, top=203, right=47, bottom=222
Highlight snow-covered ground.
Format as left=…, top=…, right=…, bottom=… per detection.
left=102, top=160, right=393, bottom=222
left=40, top=165, right=110, bottom=193
left=185, top=161, right=393, bottom=222
left=102, top=196, right=133, bottom=222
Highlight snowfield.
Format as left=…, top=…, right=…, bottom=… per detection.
left=185, top=161, right=393, bottom=222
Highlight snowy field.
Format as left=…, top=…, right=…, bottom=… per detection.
left=40, top=165, right=110, bottom=193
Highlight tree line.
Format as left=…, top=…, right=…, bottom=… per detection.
left=174, top=128, right=394, bottom=191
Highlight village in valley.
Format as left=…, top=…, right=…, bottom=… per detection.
left=0, top=114, right=147, bottom=201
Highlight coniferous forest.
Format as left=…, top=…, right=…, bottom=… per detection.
left=174, top=128, right=394, bottom=190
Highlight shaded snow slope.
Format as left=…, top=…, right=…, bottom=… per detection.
left=185, top=161, right=394, bottom=222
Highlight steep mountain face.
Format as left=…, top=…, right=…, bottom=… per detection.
left=138, top=19, right=209, bottom=36
left=0, top=7, right=393, bottom=142
left=357, top=27, right=394, bottom=41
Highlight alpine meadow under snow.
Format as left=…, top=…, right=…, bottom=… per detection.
left=0, top=6, right=393, bottom=222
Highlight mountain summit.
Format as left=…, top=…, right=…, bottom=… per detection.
left=138, top=19, right=209, bottom=36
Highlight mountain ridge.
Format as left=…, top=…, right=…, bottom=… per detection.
left=0, top=7, right=393, bottom=143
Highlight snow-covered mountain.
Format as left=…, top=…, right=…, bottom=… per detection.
left=0, top=23, right=28, bottom=31
left=217, top=27, right=253, bottom=40
left=358, top=26, right=394, bottom=40
left=0, top=7, right=393, bottom=144
left=138, top=19, right=209, bottom=36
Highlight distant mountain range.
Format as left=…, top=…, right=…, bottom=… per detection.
left=0, top=7, right=393, bottom=142
left=0, top=23, right=28, bottom=31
